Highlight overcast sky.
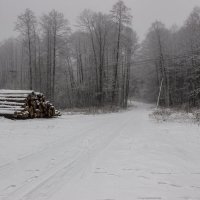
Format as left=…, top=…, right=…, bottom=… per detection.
left=0, top=0, right=200, bottom=41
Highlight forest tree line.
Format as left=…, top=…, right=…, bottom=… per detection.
left=133, top=6, right=200, bottom=109
left=2, top=1, right=200, bottom=109
left=0, top=0, right=138, bottom=108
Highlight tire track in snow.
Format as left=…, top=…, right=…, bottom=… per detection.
left=1, top=115, right=123, bottom=200
left=2, top=112, right=133, bottom=200
left=0, top=117, right=103, bottom=173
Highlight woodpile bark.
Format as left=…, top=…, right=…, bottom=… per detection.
left=0, top=90, right=61, bottom=119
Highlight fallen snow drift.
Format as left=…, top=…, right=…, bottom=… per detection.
left=0, top=102, right=200, bottom=200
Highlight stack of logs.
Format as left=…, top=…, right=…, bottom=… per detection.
left=0, top=90, right=61, bottom=119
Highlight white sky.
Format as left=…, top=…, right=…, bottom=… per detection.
left=0, top=0, right=200, bottom=41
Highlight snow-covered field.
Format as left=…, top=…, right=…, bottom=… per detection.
left=0, top=102, right=200, bottom=200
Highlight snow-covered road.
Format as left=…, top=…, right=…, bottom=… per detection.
left=0, top=103, right=200, bottom=200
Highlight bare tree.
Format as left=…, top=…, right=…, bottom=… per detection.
left=15, top=8, right=37, bottom=90
left=110, top=0, right=132, bottom=103
left=41, top=10, right=70, bottom=101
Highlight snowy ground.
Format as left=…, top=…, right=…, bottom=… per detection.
left=0, top=102, right=200, bottom=200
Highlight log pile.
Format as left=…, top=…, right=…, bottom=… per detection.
left=0, top=90, right=61, bottom=119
